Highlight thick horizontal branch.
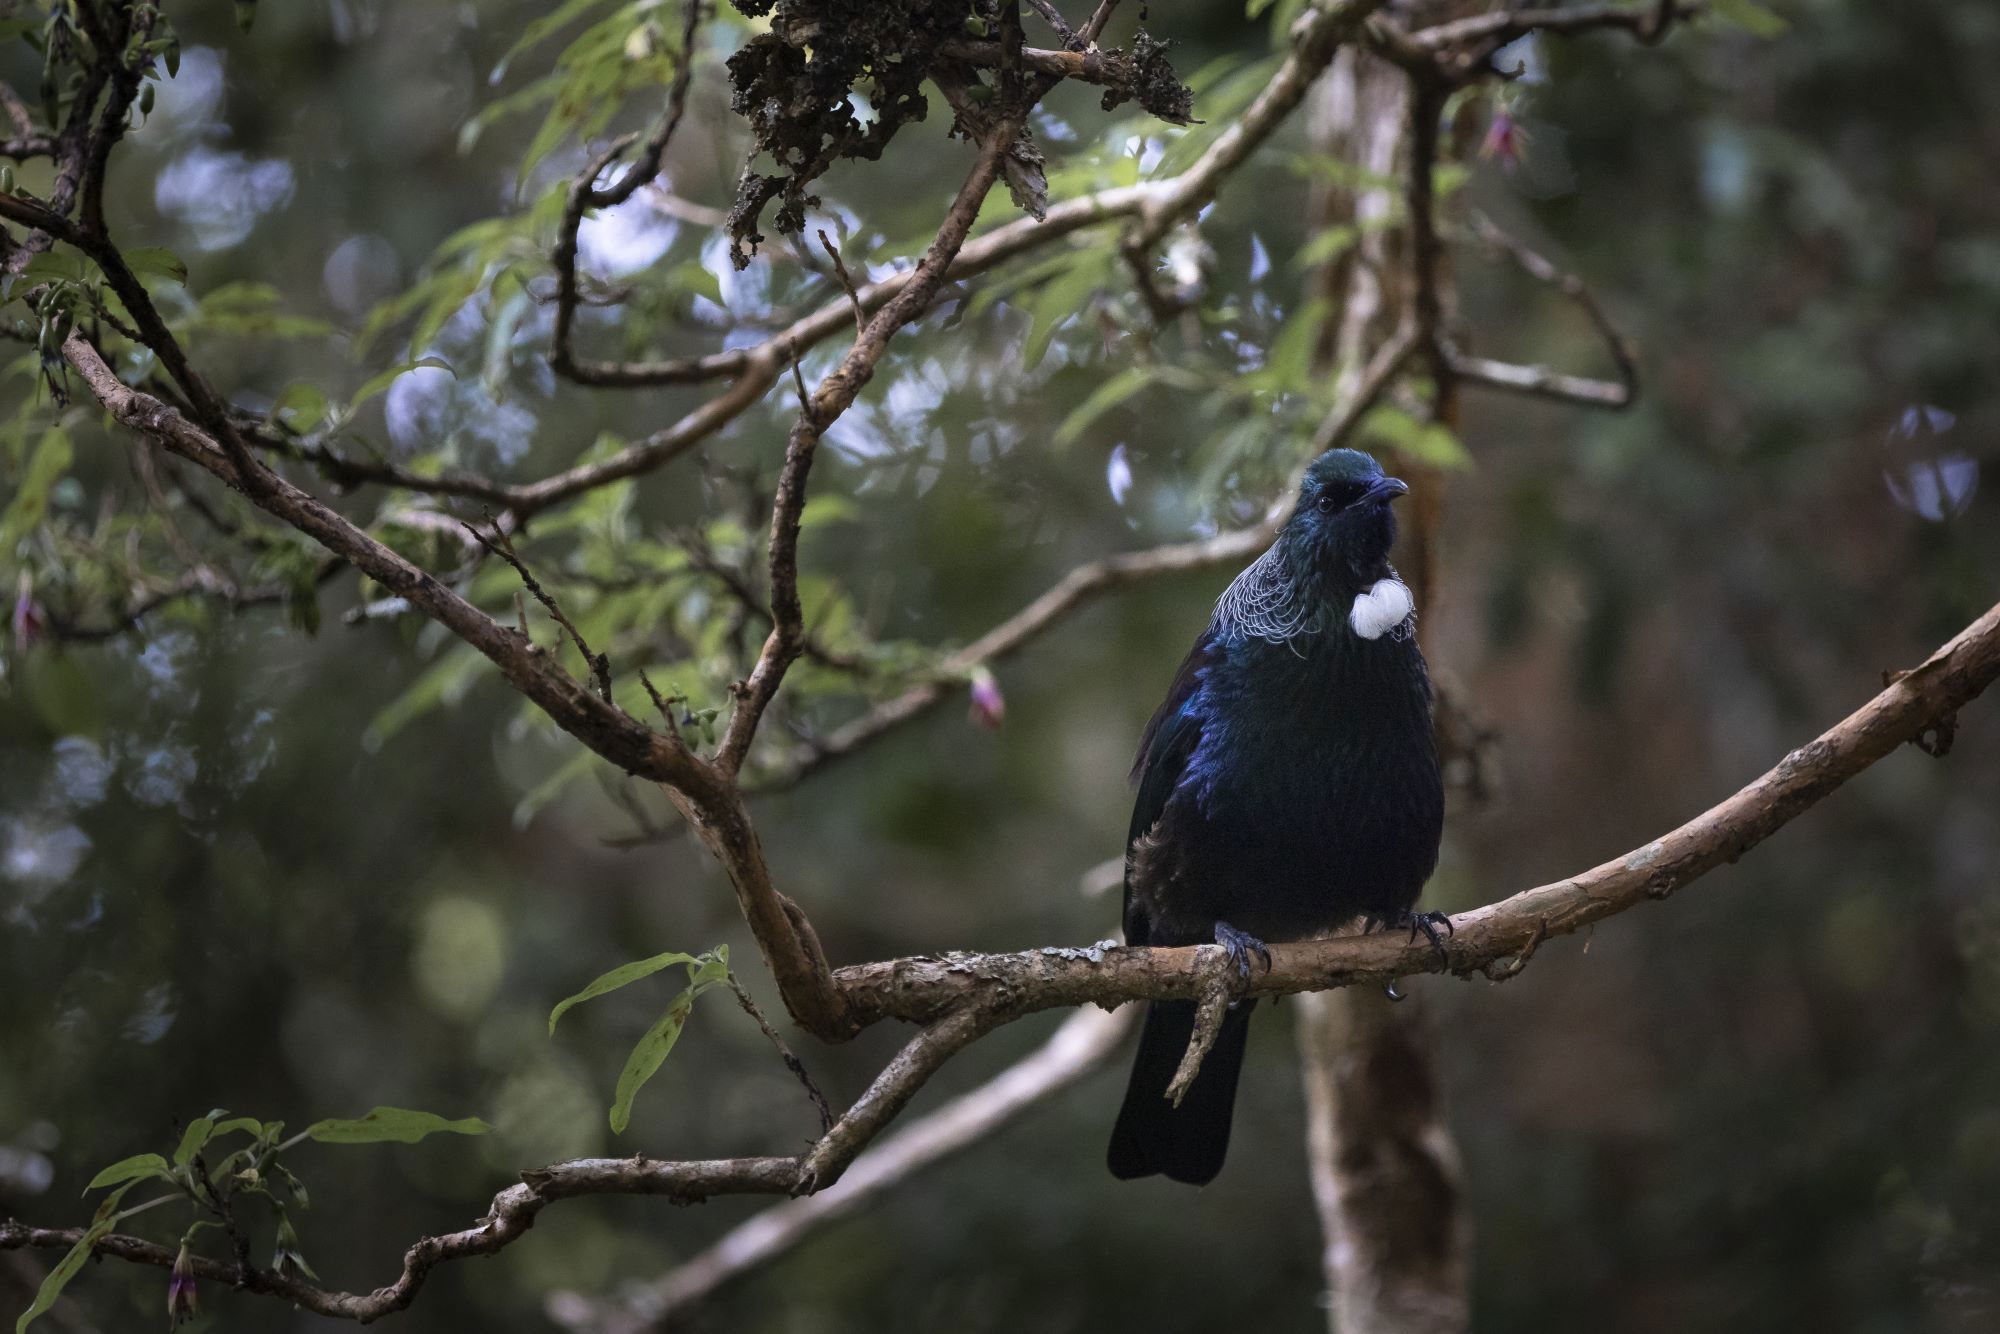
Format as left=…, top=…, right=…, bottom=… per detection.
left=833, top=596, right=2000, bottom=1026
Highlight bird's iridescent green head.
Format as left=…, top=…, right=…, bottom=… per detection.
left=1283, top=448, right=1408, bottom=586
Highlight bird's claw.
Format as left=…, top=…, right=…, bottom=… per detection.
left=1363, top=909, right=1454, bottom=961
left=1212, top=921, right=1272, bottom=983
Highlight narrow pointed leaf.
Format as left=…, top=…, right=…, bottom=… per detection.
left=548, top=950, right=700, bottom=1036
left=17, top=1183, right=139, bottom=1333
left=304, top=1107, right=490, bottom=1145
left=607, top=948, right=728, bottom=1134
left=83, top=1153, right=168, bottom=1192
left=172, top=1117, right=215, bottom=1167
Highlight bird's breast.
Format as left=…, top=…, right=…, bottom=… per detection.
left=1149, top=630, right=1443, bottom=938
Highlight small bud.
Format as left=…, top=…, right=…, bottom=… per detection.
left=271, top=1212, right=319, bottom=1282
left=166, top=1241, right=199, bottom=1325
left=967, top=666, right=1005, bottom=730
left=1480, top=106, right=1526, bottom=169
left=11, top=587, right=45, bottom=648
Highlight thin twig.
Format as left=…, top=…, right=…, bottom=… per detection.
left=549, top=0, right=705, bottom=385
left=1445, top=209, right=1638, bottom=409
left=817, top=228, right=865, bottom=334
left=460, top=517, right=615, bottom=703
left=728, top=979, right=834, bottom=1134
left=1027, top=0, right=1080, bottom=47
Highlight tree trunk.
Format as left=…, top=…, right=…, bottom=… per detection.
left=1297, top=991, right=1468, bottom=1333
left=1295, top=25, right=1472, bottom=1334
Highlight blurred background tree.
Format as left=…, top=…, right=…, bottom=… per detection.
left=3, top=0, right=1999, bottom=1330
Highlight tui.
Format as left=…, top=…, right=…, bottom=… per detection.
left=1107, top=448, right=1446, bottom=1186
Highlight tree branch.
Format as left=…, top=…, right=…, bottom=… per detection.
left=715, top=115, right=1036, bottom=775
left=58, top=333, right=710, bottom=795
left=548, top=1007, right=1133, bottom=1333
left=1443, top=211, right=1639, bottom=409
left=833, top=597, right=2000, bottom=1025
left=7, top=592, right=1995, bottom=1319
left=549, top=0, right=705, bottom=387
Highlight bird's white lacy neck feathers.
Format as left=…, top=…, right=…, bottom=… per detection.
left=1211, top=544, right=1322, bottom=643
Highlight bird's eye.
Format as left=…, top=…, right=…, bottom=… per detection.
left=1315, top=481, right=1364, bottom=513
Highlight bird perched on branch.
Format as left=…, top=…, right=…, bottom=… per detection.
left=1108, top=448, right=1446, bottom=1186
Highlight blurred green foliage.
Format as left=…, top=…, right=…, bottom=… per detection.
left=3, top=0, right=2000, bottom=1330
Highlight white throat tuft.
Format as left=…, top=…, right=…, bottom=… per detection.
left=1349, top=577, right=1414, bottom=641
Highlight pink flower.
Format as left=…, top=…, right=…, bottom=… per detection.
left=967, top=666, right=1005, bottom=730
left=1481, top=107, right=1526, bottom=169
left=11, top=590, right=44, bottom=648
left=167, top=1241, right=199, bottom=1325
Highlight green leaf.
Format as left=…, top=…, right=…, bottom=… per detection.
left=19, top=251, right=87, bottom=282
left=1022, top=247, right=1115, bottom=368
left=411, top=268, right=484, bottom=357
left=1292, top=224, right=1357, bottom=272
left=548, top=949, right=703, bottom=1036
left=19, top=652, right=105, bottom=739
left=1253, top=297, right=1330, bottom=394
left=1708, top=0, right=1788, bottom=37
left=16, top=1182, right=139, bottom=1333
left=511, top=748, right=598, bottom=829
left=122, top=246, right=188, bottom=285
left=207, top=1116, right=270, bottom=1144
left=271, top=381, right=328, bottom=431
left=666, top=260, right=723, bottom=308
left=797, top=494, right=859, bottom=530
left=304, top=1107, right=490, bottom=1145
left=607, top=949, right=729, bottom=1134
left=481, top=279, right=533, bottom=395
left=0, top=424, right=71, bottom=552
left=363, top=643, right=488, bottom=750
left=1053, top=366, right=1154, bottom=447
left=172, top=1118, right=215, bottom=1168
left=83, top=1153, right=168, bottom=1192
left=1361, top=405, right=1474, bottom=471
left=186, top=282, right=333, bottom=339
left=491, top=0, right=612, bottom=82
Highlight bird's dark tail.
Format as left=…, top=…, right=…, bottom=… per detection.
left=1106, top=999, right=1253, bottom=1185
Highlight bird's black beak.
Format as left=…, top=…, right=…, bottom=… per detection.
left=1363, top=476, right=1410, bottom=505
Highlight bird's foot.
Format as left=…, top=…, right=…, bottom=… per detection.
left=1363, top=908, right=1454, bottom=961
left=1212, top=921, right=1272, bottom=983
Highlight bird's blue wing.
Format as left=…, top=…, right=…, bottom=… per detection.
left=1124, top=631, right=1215, bottom=944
